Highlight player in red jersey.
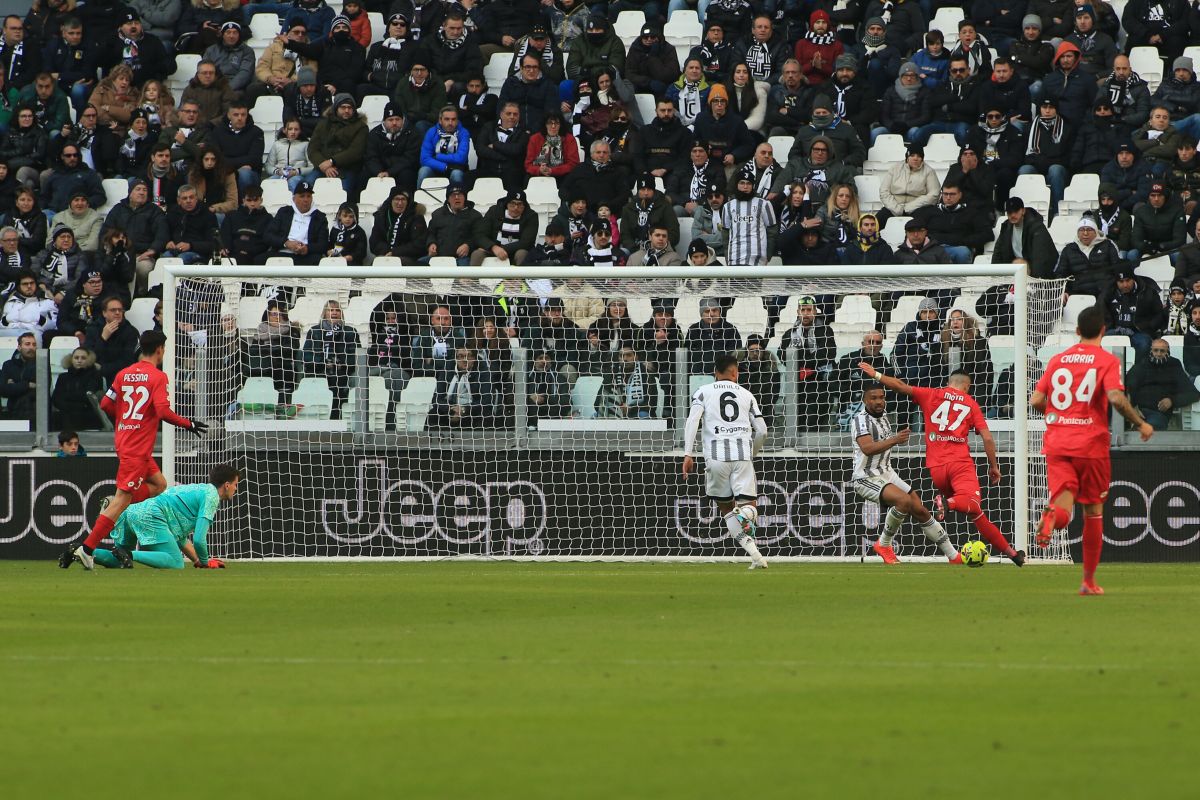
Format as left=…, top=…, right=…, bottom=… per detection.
left=1030, top=305, right=1153, bottom=595
left=60, top=330, right=207, bottom=570
left=859, top=364, right=1025, bottom=566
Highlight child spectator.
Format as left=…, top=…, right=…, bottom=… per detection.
left=56, top=429, right=88, bottom=457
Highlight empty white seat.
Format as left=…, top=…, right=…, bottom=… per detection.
left=237, top=377, right=280, bottom=415
left=1060, top=294, right=1098, bottom=331
left=236, top=295, right=269, bottom=329
left=347, top=375, right=389, bottom=430
left=261, top=178, right=294, bottom=212
left=924, top=133, right=960, bottom=164
left=663, top=10, right=701, bottom=46
left=484, top=52, right=510, bottom=87
left=525, top=176, right=560, bottom=212
left=471, top=176, right=506, bottom=209
left=881, top=215, right=910, bottom=248
left=854, top=174, right=882, bottom=212
left=169, top=54, right=200, bottom=91
left=368, top=12, right=384, bottom=43
left=833, top=294, right=876, bottom=330
left=888, top=295, right=926, bottom=330
left=1135, top=256, right=1173, bottom=288
left=634, top=93, right=656, bottom=126
left=689, top=375, right=715, bottom=396
left=929, top=7, right=965, bottom=45
left=1048, top=214, right=1080, bottom=246
left=289, top=295, right=328, bottom=327
left=1129, top=46, right=1164, bottom=92
left=248, top=13, right=280, bottom=42
left=292, top=377, right=334, bottom=419
left=126, top=297, right=158, bottom=333
left=360, top=94, right=390, bottom=126
left=397, top=376, right=437, bottom=431
left=614, top=10, right=646, bottom=48
left=314, top=176, right=347, bottom=205
left=726, top=297, right=768, bottom=334
left=864, top=134, right=906, bottom=175
left=1012, top=174, right=1051, bottom=216
left=101, top=178, right=128, bottom=212
left=571, top=376, right=603, bottom=419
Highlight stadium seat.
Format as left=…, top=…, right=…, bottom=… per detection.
left=1061, top=173, right=1100, bottom=214
left=237, top=377, right=280, bottom=416
left=1135, top=256, right=1173, bottom=288
left=169, top=54, right=200, bottom=92
left=678, top=216, right=693, bottom=244
left=689, top=375, right=715, bottom=396
left=347, top=375, right=389, bottom=430
left=237, top=294, right=269, bottom=329
left=571, top=376, right=603, bottom=419
left=344, top=293, right=388, bottom=328
left=888, top=295, right=925, bottom=331
left=471, top=177, right=506, bottom=209
left=525, top=177, right=560, bottom=215
left=261, top=179, right=293, bottom=213
left=292, top=378, right=334, bottom=419
left=360, top=94, right=390, bottom=127
left=988, top=334, right=1016, bottom=375
left=924, top=133, right=960, bottom=166
left=314, top=177, right=348, bottom=215
left=248, top=12, right=279, bottom=42
left=864, top=134, right=906, bottom=176
left=289, top=295, right=328, bottom=327
left=881, top=216, right=910, bottom=248
left=1129, top=46, right=1164, bottom=92
left=251, top=94, right=283, bottom=137
left=614, top=10, right=645, bottom=48
left=397, top=377, right=436, bottom=431
left=1184, top=45, right=1200, bottom=67
left=634, top=93, right=656, bottom=126
left=767, top=135, right=794, bottom=160
left=484, top=52, right=510, bottom=87
left=127, top=297, right=157, bottom=333
left=726, top=297, right=768, bottom=334
left=359, top=176, right=395, bottom=214
left=101, top=178, right=128, bottom=213
left=854, top=174, right=882, bottom=213
left=49, top=335, right=78, bottom=384
left=147, top=263, right=166, bottom=292
left=626, top=297, right=654, bottom=325
left=929, top=7, right=965, bottom=48
left=1012, top=174, right=1051, bottom=217
left=265, top=256, right=294, bottom=267
left=1048, top=214, right=1080, bottom=246
left=832, top=294, right=876, bottom=331
left=663, top=10, right=701, bottom=47
left=367, top=12, right=384, bottom=43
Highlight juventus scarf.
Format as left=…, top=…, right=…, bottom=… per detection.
left=1026, top=115, right=1066, bottom=155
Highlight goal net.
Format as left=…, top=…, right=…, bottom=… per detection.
left=163, top=265, right=1070, bottom=563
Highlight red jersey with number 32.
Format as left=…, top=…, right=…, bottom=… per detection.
left=101, top=361, right=189, bottom=458
left=1035, top=343, right=1124, bottom=457
left=910, top=385, right=988, bottom=467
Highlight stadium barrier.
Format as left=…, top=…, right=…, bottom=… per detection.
left=3, top=453, right=1197, bottom=562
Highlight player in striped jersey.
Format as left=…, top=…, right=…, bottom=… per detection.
left=720, top=168, right=776, bottom=266
left=682, top=353, right=770, bottom=569
left=851, top=384, right=963, bottom=565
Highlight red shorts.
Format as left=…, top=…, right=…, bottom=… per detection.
left=929, top=461, right=981, bottom=500
left=115, top=455, right=160, bottom=493
left=1046, top=454, right=1111, bottom=505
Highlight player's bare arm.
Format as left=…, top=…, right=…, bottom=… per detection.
left=855, top=428, right=909, bottom=457
left=857, top=362, right=913, bottom=396
left=1107, top=389, right=1154, bottom=441
left=1029, top=389, right=1047, bottom=414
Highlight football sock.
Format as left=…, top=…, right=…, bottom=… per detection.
left=723, top=511, right=763, bottom=562
left=91, top=549, right=119, bottom=568
left=880, top=507, right=906, bottom=546
left=970, top=512, right=1016, bottom=558
left=1052, top=505, right=1070, bottom=530
left=736, top=534, right=764, bottom=563
left=947, top=495, right=981, bottom=516
left=723, top=511, right=744, bottom=538
left=82, top=514, right=115, bottom=552
left=1082, top=514, right=1104, bottom=584
left=130, top=484, right=151, bottom=504
left=920, top=518, right=957, bottom=558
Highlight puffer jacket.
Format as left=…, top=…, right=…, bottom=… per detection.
left=0, top=123, right=48, bottom=170
left=264, top=138, right=312, bottom=179
left=369, top=196, right=428, bottom=259
left=1151, top=74, right=1200, bottom=121
left=202, top=41, right=256, bottom=92
left=878, top=83, right=933, bottom=134
left=880, top=161, right=940, bottom=216
left=1, top=291, right=57, bottom=335
left=565, top=28, right=627, bottom=82
left=308, top=110, right=369, bottom=172
left=1054, top=236, right=1125, bottom=296
left=425, top=200, right=484, bottom=255
left=1132, top=198, right=1187, bottom=256
left=1133, top=122, right=1184, bottom=165
left=33, top=241, right=92, bottom=295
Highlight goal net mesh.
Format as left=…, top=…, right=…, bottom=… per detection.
left=167, top=272, right=1070, bottom=562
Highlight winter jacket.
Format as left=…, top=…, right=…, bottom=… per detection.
left=48, top=208, right=104, bottom=253
left=255, top=38, right=319, bottom=86
left=863, top=0, right=926, bottom=51
left=992, top=208, right=1058, bottom=279
left=1028, top=0, right=1075, bottom=40
left=425, top=201, right=484, bottom=255
left=565, top=29, right=626, bottom=82
left=33, top=242, right=92, bottom=296
left=893, top=316, right=946, bottom=387
left=208, top=117, right=266, bottom=173
left=101, top=199, right=169, bottom=255
left=1, top=291, right=57, bottom=336
left=878, top=83, right=933, bottom=134
left=778, top=319, right=836, bottom=374
left=1009, top=37, right=1055, bottom=83
left=219, top=206, right=272, bottom=265
left=281, top=83, right=332, bottom=137
left=974, top=0, right=1028, bottom=41
left=1023, top=116, right=1073, bottom=173
left=41, top=37, right=98, bottom=97
left=97, top=31, right=175, bottom=86
left=497, top=74, right=560, bottom=135
left=825, top=74, right=878, bottom=135
left=842, top=235, right=895, bottom=266
left=202, top=41, right=255, bottom=91
left=546, top=0, right=588, bottom=53
left=560, top=161, right=630, bottom=215
left=0, top=123, right=48, bottom=170
left=309, top=110, right=369, bottom=172
left=41, top=165, right=106, bottom=213
left=363, top=123, right=421, bottom=188
left=415, top=32, right=483, bottom=84
left=909, top=47, right=949, bottom=90
left=1126, top=355, right=1200, bottom=416
left=191, top=169, right=238, bottom=214
left=1133, top=122, right=1184, bottom=165
left=522, top=131, right=578, bottom=179
left=787, top=118, right=865, bottom=167
left=618, top=191, right=680, bottom=251
left=16, top=84, right=71, bottom=133
left=477, top=203, right=539, bottom=260
left=264, top=138, right=313, bottom=179
left=765, top=80, right=811, bottom=134
left=626, top=39, right=681, bottom=94
left=1038, top=43, right=1092, bottom=123
left=928, top=76, right=985, bottom=125
left=1099, top=155, right=1159, bottom=212
left=978, top=76, right=1032, bottom=124
left=52, top=364, right=105, bottom=429
left=84, top=317, right=139, bottom=385
left=157, top=119, right=213, bottom=167
left=684, top=320, right=742, bottom=374
left=391, top=76, right=447, bottom=126
left=369, top=198, right=427, bottom=259
left=911, top=202, right=994, bottom=254
left=264, top=205, right=330, bottom=257
left=795, top=36, right=843, bottom=88
left=895, top=236, right=952, bottom=267
left=733, top=32, right=791, bottom=85
left=1151, top=74, right=1200, bottom=121
left=327, top=222, right=367, bottom=263
left=1095, top=73, right=1152, bottom=128
left=364, top=39, right=417, bottom=93
left=1054, top=237, right=1125, bottom=297
left=1092, top=204, right=1136, bottom=253
left=165, top=204, right=220, bottom=258
left=418, top=122, right=470, bottom=174
left=1064, top=31, right=1117, bottom=78
left=0, top=351, right=36, bottom=417
left=1133, top=199, right=1187, bottom=256
left=1103, top=276, right=1166, bottom=335
left=880, top=161, right=939, bottom=216
left=285, top=36, right=367, bottom=96
left=1071, top=116, right=1134, bottom=175
left=56, top=286, right=106, bottom=338
left=179, top=75, right=236, bottom=124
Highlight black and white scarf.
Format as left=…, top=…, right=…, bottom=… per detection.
left=804, top=27, right=835, bottom=46
left=119, top=130, right=146, bottom=160
left=2, top=39, right=25, bottom=79
left=497, top=214, right=522, bottom=245
left=952, top=40, right=987, bottom=75
left=689, top=162, right=711, bottom=202
left=744, top=41, right=772, bottom=81
left=979, top=118, right=1008, bottom=162
left=643, top=247, right=668, bottom=265
left=1102, top=70, right=1142, bottom=108
left=435, top=127, right=460, bottom=154
left=586, top=240, right=615, bottom=267
left=437, top=28, right=467, bottom=50
left=515, top=38, right=556, bottom=72
left=1074, top=30, right=1097, bottom=53
left=1096, top=205, right=1121, bottom=237
left=1026, top=114, right=1066, bottom=155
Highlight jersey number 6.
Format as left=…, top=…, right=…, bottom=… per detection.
left=719, top=391, right=740, bottom=422
left=121, top=385, right=151, bottom=421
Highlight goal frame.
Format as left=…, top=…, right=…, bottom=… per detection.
left=162, top=263, right=1036, bottom=559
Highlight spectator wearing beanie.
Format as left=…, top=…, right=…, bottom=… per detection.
left=1064, top=5, right=1117, bottom=79
left=284, top=14, right=366, bottom=98
left=1054, top=214, right=1126, bottom=298
left=1100, top=141, right=1157, bottom=212
left=826, top=55, right=880, bottom=147
left=967, top=103, right=1025, bottom=210
left=369, top=186, right=427, bottom=263
left=363, top=102, right=421, bottom=193
left=872, top=61, right=932, bottom=146
left=1072, top=99, right=1135, bottom=176
left=858, top=16, right=902, bottom=99
left=787, top=94, right=866, bottom=167
left=795, top=10, right=843, bottom=87
left=1153, top=57, right=1200, bottom=142
left=307, top=93, right=368, bottom=195
left=1009, top=15, right=1055, bottom=96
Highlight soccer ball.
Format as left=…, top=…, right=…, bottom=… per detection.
left=960, top=540, right=990, bottom=568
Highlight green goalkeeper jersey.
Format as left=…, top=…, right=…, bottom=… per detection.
left=114, top=483, right=220, bottom=561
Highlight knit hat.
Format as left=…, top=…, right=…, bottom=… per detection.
left=545, top=220, right=566, bottom=237
left=699, top=297, right=721, bottom=310
left=383, top=101, right=402, bottom=119
left=1097, top=182, right=1118, bottom=199
left=898, top=61, right=919, bottom=77
left=1077, top=216, right=1098, bottom=231
left=809, top=134, right=835, bottom=152
left=687, top=238, right=707, bottom=257
left=707, top=83, right=729, bottom=104
left=334, top=93, right=355, bottom=109
left=52, top=225, right=74, bottom=239
left=1074, top=4, right=1094, bottom=17
left=865, top=15, right=885, bottom=29
left=917, top=298, right=939, bottom=314
left=635, top=173, right=655, bottom=190
left=1174, top=56, right=1194, bottom=73
left=812, top=95, right=834, bottom=113
left=587, top=14, right=609, bottom=29
left=835, top=54, right=857, bottom=72
left=331, top=14, right=351, bottom=29
left=297, top=66, right=317, bottom=87
left=1022, top=14, right=1042, bottom=30
left=736, top=165, right=755, bottom=183
left=810, top=9, right=830, bottom=24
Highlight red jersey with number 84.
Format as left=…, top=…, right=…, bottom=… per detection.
left=100, top=361, right=190, bottom=458
left=1035, top=344, right=1124, bottom=456
left=910, top=386, right=988, bottom=467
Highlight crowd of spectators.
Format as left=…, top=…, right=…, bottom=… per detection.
left=3, top=0, right=1200, bottom=430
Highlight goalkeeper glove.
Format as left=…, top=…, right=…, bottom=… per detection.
left=186, top=419, right=209, bottom=437
left=194, top=558, right=226, bottom=568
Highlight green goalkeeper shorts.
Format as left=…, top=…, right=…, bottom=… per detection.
left=112, top=504, right=175, bottom=548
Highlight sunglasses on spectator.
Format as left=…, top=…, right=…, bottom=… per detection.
left=950, top=67, right=968, bottom=74
left=985, top=113, right=1003, bottom=120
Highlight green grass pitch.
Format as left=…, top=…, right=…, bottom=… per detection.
left=3, top=561, right=1197, bottom=800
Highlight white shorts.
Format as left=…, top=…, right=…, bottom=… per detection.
left=853, top=470, right=912, bottom=503
left=705, top=460, right=757, bottom=502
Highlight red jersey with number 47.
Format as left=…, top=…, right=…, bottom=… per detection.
left=1035, top=343, right=1124, bottom=457
left=910, top=385, right=988, bottom=467
left=100, top=360, right=190, bottom=458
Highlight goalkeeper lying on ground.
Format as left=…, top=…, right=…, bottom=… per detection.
left=84, top=464, right=241, bottom=570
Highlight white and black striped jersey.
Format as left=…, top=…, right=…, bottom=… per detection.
left=850, top=409, right=894, bottom=481
left=720, top=196, right=776, bottom=266
left=691, top=380, right=763, bottom=462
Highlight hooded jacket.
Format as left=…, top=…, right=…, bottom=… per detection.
left=1132, top=197, right=1187, bottom=256
left=310, top=107, right=368, bottom=172
left=202, top=38, right=255, bottom=91
left=880, top=160, right=939, bottom=216
left=101, top=198, right=168, bottom=255
left=893, top=305, right=947, bottom=387
left=364, top=121, right=421, bottom=187
left=1103, top=275, right=1167, bottom=335
left=369, top=190, right=427, bottom=259
left=565, top=26, right=626, bottom=82
left=1038, top=41, right=1092, bottom=123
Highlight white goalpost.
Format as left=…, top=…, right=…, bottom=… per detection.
left=162, top=263, right=1070, bottom=563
